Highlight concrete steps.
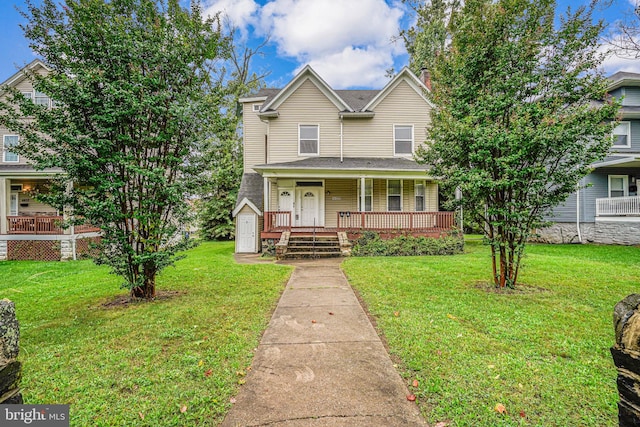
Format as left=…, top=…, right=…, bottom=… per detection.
left=280, top=234, right=342, bottom=259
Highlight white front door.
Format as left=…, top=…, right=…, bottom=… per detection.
left=237, top=213, right=256, bottom=253
left=299, top=188, right=320, bottom=227
left=278, top=189, right=294, bottom=226
left=10, top=193, right=18, bottom=216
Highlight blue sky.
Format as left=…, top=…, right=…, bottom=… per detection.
left=0, top=0, right=638, bottom=89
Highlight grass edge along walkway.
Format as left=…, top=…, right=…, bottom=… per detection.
left=1, top=241, right=292, bottom=426
left=342, top=240, right=639, bottom=427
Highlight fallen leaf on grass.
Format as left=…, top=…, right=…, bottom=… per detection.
left=138, top=412, right=145, bottom=420
left=412, top=379, right=419, bottom=387
left=198, top=360, right=204, bottom=367
left=434, top=422, right=449, bottom=427
left=494, top=403, right=507, bottom=414
left=519, top=410, right=526, bottom=418
left=406, top=394, right=416, bottom=401
left=394, top=311, right=400, bottom=317
left=179, top=405, right=187, bottom=414
left=204, top=369, right=213, bottom=377
left=236, top=371, right=246, bottom=377
left=230, top=397, right=236, bottom=404
left=238, top=379, right=246, bottom=385
left=447, top=313, right=457, bottom=320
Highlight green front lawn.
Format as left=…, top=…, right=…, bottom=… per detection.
left=1, top=242, right=292, bottom=426
left=343, top=240, right=638, bottom=427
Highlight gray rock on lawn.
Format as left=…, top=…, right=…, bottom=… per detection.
left=0, top=299, right=22, bottom=404
left=612, top=294, right=640, bottom=426
left=0, top=300, right=19, bottom=363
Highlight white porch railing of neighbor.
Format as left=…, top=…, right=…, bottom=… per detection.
left=596, top=196, right=640, bottom=216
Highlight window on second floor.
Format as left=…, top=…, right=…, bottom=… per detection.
left=299, top=124, right=319, bottom=156
left=612, top=121, right=631, bottom=148
left=387, top=179, right=402, bottom=211
left=394, top=125, right=413, bottom=156
left=35, top=91, right=51, bottom=107
left=3, top=135, right=19, bottom=162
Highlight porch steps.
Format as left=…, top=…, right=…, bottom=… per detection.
left=280, top=234, right=342, bottom=259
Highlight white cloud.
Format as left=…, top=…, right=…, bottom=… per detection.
left=602, top=52, right=640, bottom=74
left=203, top=0, right=259, bottom=36
left=259, top=0, right=406, bottom=88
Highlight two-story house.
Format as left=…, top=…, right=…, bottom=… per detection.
left=0, top=60, right=99, bottom=261
left=233, top=65, right=455, bottom=254
left=538, top=71, right=640, bottom=245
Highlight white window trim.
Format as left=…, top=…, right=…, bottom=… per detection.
left=415, top=179, right=426, bottom=212
left=357, top=178, right=373, bottom=212
left=387, top=179, right=403, bottom=212
left=3, top=135, right=19, bottom=163
left=393, top=124, right=414, bottom=157
left=608, top=174, right=629, bottom=198
left=612, top=121, right=631, bottom=148
left=298, top=124, right=320, bottom=156
left=252, top=103, right=262, bottom=112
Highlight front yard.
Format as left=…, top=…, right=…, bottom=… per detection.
left=342, top=239, right=638, bottom=426
left=1, top=242, right=292, bottom=426
left=3, top=239, right=635, bottom=426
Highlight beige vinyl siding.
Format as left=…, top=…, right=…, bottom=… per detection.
left=268, top=79, right=341, bottom=163
left=342, top=80, right=431, bottom=158
left=242, top=102, right=268, bottom=173
left=426, top=182, right=438, bottom=211
left=324, top=179, right=356, bottom=227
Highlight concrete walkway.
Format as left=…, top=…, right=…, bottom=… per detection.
left=221, top=257, right=427, bottom=427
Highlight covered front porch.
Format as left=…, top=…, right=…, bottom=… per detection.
left=255, top=157, right=457, bottom=240
left=592, top=156, right=640, bottom=221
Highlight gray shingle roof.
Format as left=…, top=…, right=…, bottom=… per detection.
left=235, top=172, right=264, bottom=210
left=248, top=88, right=381, bottom=112
left=254, top=157, right=429, bottom=172
left=608, top=71, right=640, bottom=90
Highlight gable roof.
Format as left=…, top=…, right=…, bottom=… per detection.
left=362, top=66, right=434, bottom=111
left=1, top=59, right=51, bottom=88
left=260, top=65, right=353, bottom=114
left=247, top=66, right=433, bottom=116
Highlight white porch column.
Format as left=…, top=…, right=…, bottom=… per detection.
left=360, top=176, right=365, bottom=212
left=0, top=178, right=7, bottom=234
left=263, top=177, right=270, bottom=212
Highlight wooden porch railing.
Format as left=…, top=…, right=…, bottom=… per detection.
left=7, top=216, right=64, bottom=234
left=596, top=196, right=640, bottom=216
left=264, top=211, right=292, bottom=231
left=336, top=211, right=455, bottom=232
left=7, top=216, right=101, bottom=235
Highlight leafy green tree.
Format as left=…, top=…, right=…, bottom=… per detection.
left=401, top=0, right=461, bottom=74
left=417, top=0, right=619, bottom=288
left=197, top=21, right=268, bottom=240
left=0, top=0, right=227, bottom=299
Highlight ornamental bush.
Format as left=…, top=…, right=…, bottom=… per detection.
left=352, top=231, right=463, bottom=257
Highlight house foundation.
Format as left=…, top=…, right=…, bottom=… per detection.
left=534, top=221, right=640, bottom=245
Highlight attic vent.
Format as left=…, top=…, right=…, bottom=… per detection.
left=10, top=184, right=23, bottom=192
left=252, top=104, right=262, bottom=112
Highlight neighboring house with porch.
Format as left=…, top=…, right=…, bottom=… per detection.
left=0, top=60, right=99, bottom=261
left=538, top=71, right=640, bottom=245
left=233, top=65, right=455, bottom=255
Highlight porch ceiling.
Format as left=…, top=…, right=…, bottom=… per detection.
left=254, top=157, right=434, bottom=180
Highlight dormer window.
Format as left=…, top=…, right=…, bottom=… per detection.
left=252, top=104, right=262, bottom=112
left=394, top=125, right=413, bottom=156
left=299, top=124, right=319, bottom=156
left=613, top=121, right=631, bottom=148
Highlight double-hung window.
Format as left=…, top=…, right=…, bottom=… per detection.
left=34, top=91, right=50, bottom=107
left=415, top=180, right=426, bottom=211
left=357, top=179, right=373, bottom=211
left=387, top=179, right=402, bottom=211
left=609, top=175, right=628, bottom=198
left=613, top=121, right=631, bottom=148
left=299, top=124, right=319, bottom=156
left=3, top=135, right=19, bottom=162
left=394, top=125, right=413, bottom=156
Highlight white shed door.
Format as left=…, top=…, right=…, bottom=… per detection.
left=237, top=213, right=256, bottom=253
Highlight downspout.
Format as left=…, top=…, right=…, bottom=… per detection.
left=340, top=117, right=344, bottom=163
left=576, top=181, right=582, bottom=243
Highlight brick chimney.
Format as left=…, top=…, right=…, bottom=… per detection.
left=420, top=68, right=432, bottom=91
